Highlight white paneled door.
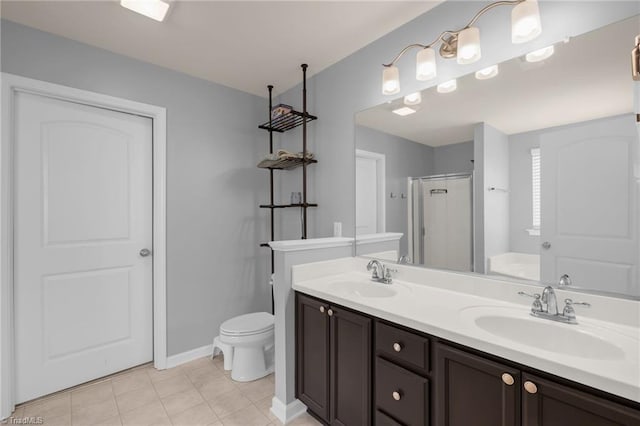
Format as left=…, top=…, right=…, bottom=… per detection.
left=14, top=92, right=153, bottom=403
left=540, top=114, right=638, bottom=296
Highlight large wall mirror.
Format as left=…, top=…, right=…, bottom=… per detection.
left=355, top=15, right=640, bottom=298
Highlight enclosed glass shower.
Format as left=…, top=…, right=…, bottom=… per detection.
left=408, top=173, right=473, bottom=272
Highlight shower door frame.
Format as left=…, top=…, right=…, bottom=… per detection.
left=408, top=172, right=474, bottom=270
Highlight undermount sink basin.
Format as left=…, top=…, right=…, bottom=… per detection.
left=461, top=306, right=630, bottom=360
left=327, top=280, right=398, bottom=298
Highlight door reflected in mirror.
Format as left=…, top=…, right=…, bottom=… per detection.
left=354, top=15, right=640, bottom=298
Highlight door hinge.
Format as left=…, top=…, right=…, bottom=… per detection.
left=632, top=35, right=640, bottom=81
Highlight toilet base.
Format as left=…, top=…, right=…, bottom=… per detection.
left=212, top=334, right=274, bottom=382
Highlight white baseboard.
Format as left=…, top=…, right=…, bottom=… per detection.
left=270, top=397, right=307, bottom=424
left=165, top=344, right=213, bottom=369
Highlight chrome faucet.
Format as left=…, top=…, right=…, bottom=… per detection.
left=541, top=286, right=558, bottom=315
left=397, top=255, right=410, bottom=264
left=366, top=259, right=395, bottom=284
left=519, top=283, right=591, bottom=324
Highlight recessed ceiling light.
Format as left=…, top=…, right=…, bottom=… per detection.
left=121, top=0, right=170, bottom=22
left=475, top=65, right=499, bottom=80
left=392, top=107, right=417, bottom=116
left=437, top=79, right=457, bottom=94
left=404, top=92, right=422, bottom=106
left=525, top=45, right=555, bottom=63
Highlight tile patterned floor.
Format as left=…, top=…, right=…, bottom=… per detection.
left=8, top=356, right=321, bottom=426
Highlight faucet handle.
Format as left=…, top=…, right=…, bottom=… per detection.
left=383, top=268, right=397, bottom=283
left=518, top=291, right=543, bottom=313
left=564, top=298, right=591, bottom=308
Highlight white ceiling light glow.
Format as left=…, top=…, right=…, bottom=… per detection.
left=404, top=92, right=422, bottom=106
left=526, top=45, right=555, bottom=62
left=475, top=64, right=499, bottom=80
left=392, top=107, right=417, bottom=116
left=512, top=0, right=542, bottom=44
left=382, top=65, right=401, bottom=95
left=416, top=48, right=437, bottom=81
left=437, top=79, right=457, bottom=94
left=381, top=0, right=542, bottom=95
left=457, top=27, right=482, bottom=64
left=120, top=0, right=170, bottom=22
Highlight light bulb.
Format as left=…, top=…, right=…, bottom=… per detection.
left=404, top=92, right=422, bottom=106
left=416, top=47, right=437, bottom=81
left=382, top=65, right=400, bottom=95
left=457, top=27, right=481, bottom=65
left=512, top=0, right=542, bottom=44
left=475, top=65, right=499, bottom=80
left=525, top=45, right=554, bottom=62
left=437, top=79, right=457, bottom=94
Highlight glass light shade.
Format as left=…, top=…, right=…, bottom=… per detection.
left=475, top=65, right=499, bottom=80
left=120, top=0, right=170, bottom=22
left=437, top=79, right=457, bottom=94
left=457, top=27, right=482, bottom=65
left=382, top=65, right=400, bottom=95
left=404, top=92, right=422, bottom=106
left=512, top=0, right=542, bottom=44
left=416, top=48, right=437, bottom=81
left=525, top=45, right=554, bottom=62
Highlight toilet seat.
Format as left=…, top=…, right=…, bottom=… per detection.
left=220, top=312, right=274, bottom=337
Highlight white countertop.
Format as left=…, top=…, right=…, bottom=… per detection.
left=291, top=257, right=640, bottom=403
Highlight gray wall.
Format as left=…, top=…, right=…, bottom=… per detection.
left=355, top=126, right=433, bottom=254
left=277, top=1, right=638, bottom=244
left=1, top=19, right=270, bottom=356
left=432, top=141, right=474, bottom=175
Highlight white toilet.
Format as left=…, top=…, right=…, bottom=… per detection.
left=212, top=312, right=275, bottom=382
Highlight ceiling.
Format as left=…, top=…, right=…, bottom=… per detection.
left=0, top=0, right=443, bottom=97
left=356, top=15, right=638, bottom=147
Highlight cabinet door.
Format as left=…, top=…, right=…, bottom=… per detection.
left=330, top=305, right=372, bottom=426
left=296, top=293, right=331, bottom=422
left=522, top=373, right=640, bottom=426
left=435, top=344, right=520, bottom=426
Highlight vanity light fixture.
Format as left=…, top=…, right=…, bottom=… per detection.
left=404, top=92, right=422, bottom=106
left=437, top=79, right=457, bottom=94
left=120, top=0, right=170, bottom=22
left=525, top=45, right=555, bottom=62
left=392, top=106, right=417, bottom=116
left=381, top=0, right=541, bottom=94
left=475, top=64, right=499, bottom=80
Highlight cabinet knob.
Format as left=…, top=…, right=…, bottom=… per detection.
left=319, top=306, right=325, bottom=313
left=327, top=309, right=334, bottom=317
left=524, top=381, right=538, bottom=394
left=393, top=343, right=403, bottom=352
left=501, top=373, right=515, bottom=386
left=392, top=391, right=402, bottom=401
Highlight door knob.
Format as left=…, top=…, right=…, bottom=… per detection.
left=541, top=241, right=551, bottom=250
left=524, top=381, right=538, bottom=394
left=327, top=309, right=334, bottom=317
left=392, top=391, right=402, bottom=401
left=139, top=248, right=152, bottom=257
left=393, top=343, right=403, bottom=352
left=319, top=306, right=325, bottom=313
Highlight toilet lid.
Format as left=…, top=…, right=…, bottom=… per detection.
left=220, top=312, right=274, bottom=336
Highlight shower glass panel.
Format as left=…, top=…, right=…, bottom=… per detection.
left=409, top=174, right=473, bottom=272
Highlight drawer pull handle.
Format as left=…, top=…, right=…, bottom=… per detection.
left=319, top=306, right=325, bottom=313
left=393, top=343, right=403, bottom=352
left=501, top=373, right=514, bottom=386
left=327, top=309, right=334, bottom=317
left=392, top=391, right=402, bottom=401
left=524, top=381, right=538, bottom=394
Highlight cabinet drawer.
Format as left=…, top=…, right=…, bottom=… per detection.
left=376, top=410, right=404, bottom=426
left=376, top=321, right=430, bottom=374
left=376, top=357, right=429, bottom=426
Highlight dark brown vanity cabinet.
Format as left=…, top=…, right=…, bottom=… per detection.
left=296, top=293, right=372, bottom=425
left=295, top=293, right=640, bottom=426
left=436, top=344, right=640, bottom=426
left=521, top=373, right=640, bottom=426
left=435, top=344, right=520, bottom=426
